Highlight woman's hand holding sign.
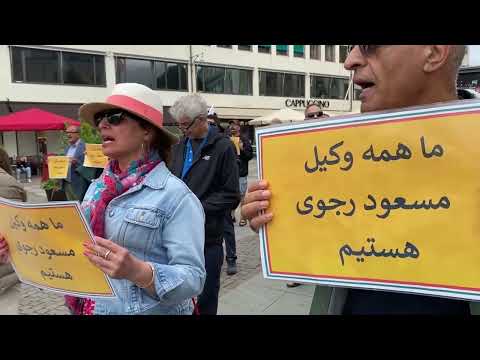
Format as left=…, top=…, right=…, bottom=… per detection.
left=241, top=180, right=273, bottom=233
left=0, top=234, right=10, bottom=264
left=83, top=236, right=155, bottom=292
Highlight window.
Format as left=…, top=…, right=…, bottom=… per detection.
left=311, top=75, right=349, bottom=99
left=196, top=65, right=252, bottom=95
left=284, top=73, right=305, bottom=97
left=11, top=48, right=23, bottom=82
left=238, top=45, right=252, bottom=51
left=154, top=61, right=166, bottom=89
left=259, top=71, right=305, bottom=97
left=325, top=45, right=336, bottom=62
left=276, top=45, right=288, bottom=56
left=260, top=71, right=282, bottom=97
left=23, top=48, right=59, bottom=83
left=178, top=63, right=188, bottom=90
left=116, top=57, right=188, bottom=91
left=10, top=46, right=106, bottom=86
left=258, top=45, right=271, bottom=54
left=94, top=56, right=106, bottom=86
left=205, top=66, right=224, bottom=93
left=339, top=45, right=349, bottom=63
left=310, top=45, right=321, bottom=60
left=117, top=58, right=153, bottom=88
left=294, top=45, right=305, bottom=58
left=217, top=45, right=232, bottom=49
left=63, top=52, right=94, bottom=85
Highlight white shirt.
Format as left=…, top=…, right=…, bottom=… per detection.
left=66, top=139, right=80, bottom=158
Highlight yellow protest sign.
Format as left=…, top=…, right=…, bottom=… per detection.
left=0, top=198, right=115, bottom=298
left=256, top=100, right=480, bottom=301
left=230, top=136, right=240, bottom=155
left=84, top=143, right=108, bottom=168
left=48, top=156, right=70, bottom=179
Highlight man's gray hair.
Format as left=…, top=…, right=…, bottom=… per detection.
left=169, top=94, right=208, bottom=121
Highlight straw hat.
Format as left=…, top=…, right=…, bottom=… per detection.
left=79, top=83, right=178, bottom=145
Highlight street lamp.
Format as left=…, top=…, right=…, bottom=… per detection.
left=188, top=45, right=204, bottom=93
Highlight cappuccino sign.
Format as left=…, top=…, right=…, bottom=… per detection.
left=285, top=99, right=330, bottom=109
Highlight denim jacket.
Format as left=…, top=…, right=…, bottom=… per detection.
left=83, top=162, right=206, bottom=315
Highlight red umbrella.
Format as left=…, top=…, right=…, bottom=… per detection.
left=0, top=108, right=80, bottom=131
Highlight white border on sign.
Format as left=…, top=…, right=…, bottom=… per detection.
left=255, top=99, right=480, bottom=301
left=0, top=197, right=117, bottom=299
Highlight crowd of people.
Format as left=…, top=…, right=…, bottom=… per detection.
left=0, top=45, right=477, bottom=315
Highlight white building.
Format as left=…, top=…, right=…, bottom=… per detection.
left=462, top=46, right=470, bottom=67
left=0, top=44, right=360, bottom=160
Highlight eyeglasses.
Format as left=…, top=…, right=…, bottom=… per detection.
left=306, top=111, right=324, bottom=119
left=178, top=117, right=200, bottom=131
left=94, top=110, right=142, bottom=128
left=348, top=45, right=385, bottom=57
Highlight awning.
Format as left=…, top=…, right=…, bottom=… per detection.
left=249, top=108, right=305, bottom=125
left=0, top=108, right=80, bottom=131
left=213, top=107, right=276, bottom=120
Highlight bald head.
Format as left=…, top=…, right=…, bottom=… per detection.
left=344, top=45, right=465, bottom=113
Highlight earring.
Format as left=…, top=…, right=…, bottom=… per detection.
left=142, top=142, right=149, bottom=157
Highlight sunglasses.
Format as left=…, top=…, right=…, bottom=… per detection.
left=348, top=45, right=385, bottom=57
left=306, top=111, right=324, bottom=119
left=94, top=110, right=143, bottom=128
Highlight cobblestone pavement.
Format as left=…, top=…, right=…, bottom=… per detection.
left=17, top=283, right=70, bottom=315
left=12, top=160, right=262, bottom=314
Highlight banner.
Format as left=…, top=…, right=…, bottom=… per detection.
left=48, top=156, right=70, bottom=179
left=0, top=198, right=116, bottom=298
left=83, top=144, right=108, bottom=168
left=256, top=100, right=480, bottom=301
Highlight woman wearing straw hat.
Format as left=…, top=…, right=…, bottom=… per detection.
left=77, top=83, right=206, bottom=315
left=1, top=83, right=206, bottom=315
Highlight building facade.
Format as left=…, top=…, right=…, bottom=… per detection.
left=458, top=66, right=480, bottom=91
left=0, top=45, right=360, bottom=158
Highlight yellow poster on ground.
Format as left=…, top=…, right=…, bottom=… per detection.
left=48, top=156, right=70, bottom=179
left=255, top=100, right=480, bottom=301
left=0, top=198, right=115, bottom=298
left=84, top=144, right=108, bottom=168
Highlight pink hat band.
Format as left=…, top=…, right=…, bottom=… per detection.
left=106, top=94, right=163, bottom=127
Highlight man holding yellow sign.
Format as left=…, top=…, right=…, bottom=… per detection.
left=242, top=45, right=479, bottom=315
left=62, top=125, right=87, bottom=201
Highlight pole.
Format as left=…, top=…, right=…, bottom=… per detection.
left=15, top=131, right=19, bottom=157
left=189, top=45, right=194, bottom=93
left=349, top=70, right=353, bottom=112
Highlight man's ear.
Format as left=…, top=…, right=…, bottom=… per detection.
left=423, top=45, right=451, bottom=73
